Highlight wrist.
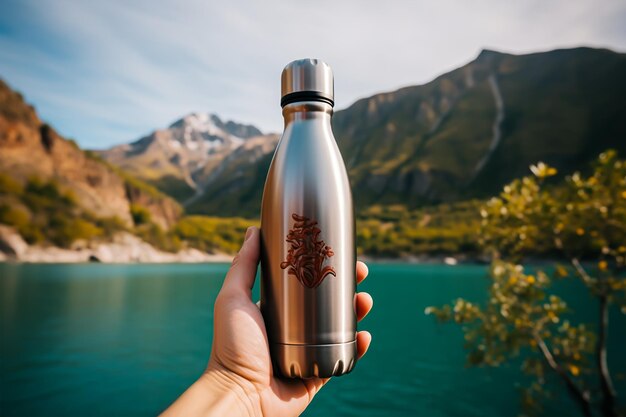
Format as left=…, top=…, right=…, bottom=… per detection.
left=160, top=365, right=262, bottom=417
left=201, top=365, right=262, bottom=417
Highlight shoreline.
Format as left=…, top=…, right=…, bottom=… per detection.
left=1, top=226, right=572, bottom=266
left=0, top=225, right=233, bottom=264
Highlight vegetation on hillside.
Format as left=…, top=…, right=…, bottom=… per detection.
left=0, top=174, right=126, bottom=247
left=0, top=173, right=256, bottom=254
left=187, top=151, right=273, bottom=218
left=174, top=216, right=256, bottom=254
left=4, top=148, right=623, bottom=262
left=428, top=150, right=626, bottom=416
left=357, top=201, right=482, bottom=257
left=0, top=169, right=486, bottom=257
left=85, top=150, right=178, bottom=203
left=149, top=175, right=196, bottom=203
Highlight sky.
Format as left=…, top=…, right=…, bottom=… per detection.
left=1, top=0, right=625, bottom=149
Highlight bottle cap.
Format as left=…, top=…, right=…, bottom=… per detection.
left=280, top=58, right=334, bottom=107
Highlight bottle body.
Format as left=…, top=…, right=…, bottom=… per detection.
left=260, top=101, right=356, bottom=378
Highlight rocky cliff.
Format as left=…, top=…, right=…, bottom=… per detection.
left=0, top=79, right=181, bottom=229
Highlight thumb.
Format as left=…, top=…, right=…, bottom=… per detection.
left=221, top=226, right=260, bottom=296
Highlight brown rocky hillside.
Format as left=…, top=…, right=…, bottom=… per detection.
left=0, top=79, right=181, bottom=229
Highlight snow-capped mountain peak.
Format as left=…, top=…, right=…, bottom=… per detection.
left=98, top=112, right=269, bottom=194
left=171, top=113, right=223, bottom=138
left=161, top=112, right=262, bottom=154
left=169, top=112, right=262, bottom=141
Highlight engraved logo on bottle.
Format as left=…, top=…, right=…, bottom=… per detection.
left=280, top=213, right=336, bottom=289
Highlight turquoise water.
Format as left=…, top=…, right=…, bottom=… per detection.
left=1, top=263, right=624, bottom=416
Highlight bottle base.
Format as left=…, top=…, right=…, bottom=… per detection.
left=271, top=340, right=357, bottom=379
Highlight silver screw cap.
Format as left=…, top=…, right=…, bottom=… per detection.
left=280, top=58, right=334, bottom=107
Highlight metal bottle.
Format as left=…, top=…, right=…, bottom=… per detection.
left=260, top=59, right=356, bottom=379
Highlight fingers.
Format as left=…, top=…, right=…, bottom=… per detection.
left=356, top=331, right=372, bottom=359
left=301, top=377, right=330, bottom=402
left=356, top=262, right=372, bottom=321
left=356, top=261, right=369, bottom=284
left=220, top=227, right=260, bottom=297
left=356, top=263, right=373, bottom=359
left=356, top=292, right=373, bottom=322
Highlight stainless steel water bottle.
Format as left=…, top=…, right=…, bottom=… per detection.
left=260, top=59, right=357, bottom=379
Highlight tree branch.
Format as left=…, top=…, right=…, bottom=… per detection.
left=570, top=259, right=621, bottom=416
left=532, top=331, right=592, bottom=417
left=597, top=293, right=620, bottom=417
left=571, top=258, right=595, bottom=287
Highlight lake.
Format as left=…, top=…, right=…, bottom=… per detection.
left=1, top=263, right=624, bottom=416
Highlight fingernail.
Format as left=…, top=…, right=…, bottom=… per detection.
left=244, top=227, right=254, bottom=242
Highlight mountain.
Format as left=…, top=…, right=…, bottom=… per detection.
left=102, top=47, right=626, bottom=217
left=0, top=79, right=181, bottom=230
left=333, top=47, right=626, bottom=207
left=185, top=133, right=279, bottom=217
left=97, top=113, right=277, bottom=203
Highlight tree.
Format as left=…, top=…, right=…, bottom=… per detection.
left=427, top=150, right=626, bottom=416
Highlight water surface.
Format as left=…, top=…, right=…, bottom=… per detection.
left=1, top=263, right=624, bottom=416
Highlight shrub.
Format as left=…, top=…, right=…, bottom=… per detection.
left=136, top=223, right=182, bottom=253
left=130, top=204, right=152, bottom=226
left=48, top=215, right=103, bottom=247
left=0, top=173, right=23, bottom=195
left=175, top=216, right=256, bottom=254
left=0, top=204, right=30, bottom=230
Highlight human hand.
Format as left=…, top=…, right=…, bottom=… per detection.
left=162, top=226, right=373, bottom=417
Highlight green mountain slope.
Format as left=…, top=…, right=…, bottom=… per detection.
left=186, top=135, right=279, bottom=217
left=333, top=47, right=626, bottom=207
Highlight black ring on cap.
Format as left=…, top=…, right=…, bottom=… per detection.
left=280, top=91, right=334, bottom=107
